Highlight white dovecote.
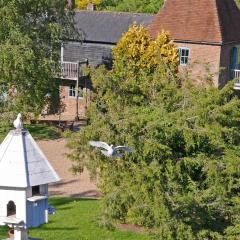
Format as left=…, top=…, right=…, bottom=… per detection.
left=0, top=114, right=60, bottom=240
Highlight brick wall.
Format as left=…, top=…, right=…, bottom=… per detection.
left=175, top=42, right=222, bottom=87
left=59, top=80, right=90, bottom=117
left=59, top=40, right=239, bottom=116
left=219, top=42, right=240, bottom=87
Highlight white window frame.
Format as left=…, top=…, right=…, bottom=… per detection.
left=60, top=43, right=64, bottom=63
left=178, top=47, right=190, bottom=66
left=69, top=85, right=76, bottom=98
left=68, top=85, right=84, bottom=99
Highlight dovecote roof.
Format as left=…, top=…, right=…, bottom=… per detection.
left=0, top=129, right=60, bottom=188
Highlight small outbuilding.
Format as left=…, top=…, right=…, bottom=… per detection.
left=0, top=115, right=60, bottom=240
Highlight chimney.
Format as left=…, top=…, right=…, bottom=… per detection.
left=87, top=2, right=96, bottom=11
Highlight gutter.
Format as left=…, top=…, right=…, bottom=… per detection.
left=174, top=39, right=240, bottom=46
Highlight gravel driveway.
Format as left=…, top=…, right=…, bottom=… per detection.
left=37, top=138, right=100, bottom=199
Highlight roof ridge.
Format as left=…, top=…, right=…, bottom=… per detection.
left=22, top=131, right=30, bottom=187
left=74, top=9, right=154, bottom=16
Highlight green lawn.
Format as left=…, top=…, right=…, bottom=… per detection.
left=0, top=198, right=150, bottom=240
left=0, top=124, right=61, bottom=142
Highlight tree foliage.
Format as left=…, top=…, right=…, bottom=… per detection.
left=0, top=0, right=77, bottom=121
left=99, top=0, right=240, bottom=13
left=236, top=0, right=240, bottom=7
left=75, top=0, right=101, bottom=10
left=113, top=24, right=178, bottom=74
left=67, top=25, right=240, bottom=239
left=99, top=0, right=164, bottom=13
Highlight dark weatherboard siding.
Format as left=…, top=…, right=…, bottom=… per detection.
left=63, top=42, right=113, bottom=68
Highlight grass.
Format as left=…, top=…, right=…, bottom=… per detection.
left=0, top=123, right=61, bottom=142
left=0, top=198, right=150, bottom=240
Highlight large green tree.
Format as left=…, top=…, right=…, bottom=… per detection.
left=67, top=25, right=240, bottom=239
left=0, top=0, right=77, bottom=120
left=99, top=0, right=164, bottom=13
left=100, top=0, right=240, bottom=13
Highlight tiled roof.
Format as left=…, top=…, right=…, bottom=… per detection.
left=74, top=10, right=154, bottom=43
left=149, top=0, right=240, bottom=44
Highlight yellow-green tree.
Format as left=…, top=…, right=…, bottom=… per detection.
left=75, top=0, right=101, bottom=9
left=110, top=24, right=179, bottom=104
left=113, top=24, right=179, bottom=73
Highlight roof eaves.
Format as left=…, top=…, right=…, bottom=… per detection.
left=66, top=39, right=116, bottom=45
left=83, top=40, right=116, bottom=45
left=174, top=39, right=223, bottom=46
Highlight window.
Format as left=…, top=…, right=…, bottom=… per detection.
left=78, top=85, right=84, bottom=98
left=32, top=185, right=40, bottom=196
left=179, top=48, right=190, bottom=65
left=230, top=46, right=240, bottom=69
left=69, top=85, right=84, bottom=98
left=69, top=85, right=76, bottom=97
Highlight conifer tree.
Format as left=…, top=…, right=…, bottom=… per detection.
left=67, top=25, right=240, bottom=239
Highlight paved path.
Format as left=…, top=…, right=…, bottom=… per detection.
left=37, top=139, right=100, bottom=199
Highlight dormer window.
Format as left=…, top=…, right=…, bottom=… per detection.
left=179, top=47, right=190, bottom=65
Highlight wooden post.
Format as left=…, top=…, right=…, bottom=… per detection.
left=75, top=59, right=89, bottom=121
left=75, top=62, right=80, bottom=121
left=14, top=227, right=28, bottom=240
left=85, top=59, right=89, bottom=111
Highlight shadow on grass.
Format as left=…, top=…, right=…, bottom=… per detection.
left=50, top=179, right=79, bottom=188
left=49, top=197, right=96, bottom=208
left=48, top=197, right=75, bottom=207
left=25, top=124, right=61, bottom=140
left=0, top=123, right=61, bottom=142
left=32, top=227, right=78, bottom=231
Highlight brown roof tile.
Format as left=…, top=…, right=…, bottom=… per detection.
left=149, top=0, right=240, bottom=44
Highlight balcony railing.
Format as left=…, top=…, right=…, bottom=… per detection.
left=60, top=61, right=79, bottom=80
left=232, top=69, right=240, bottom=90
left=231, top=69, right=240, bottom=79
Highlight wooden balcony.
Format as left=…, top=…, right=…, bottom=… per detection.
left=231, top=69, right=240, bottom=79
left=232, top=69, right=240, bottom=90
left=60, top=61, right=79, bottom=80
